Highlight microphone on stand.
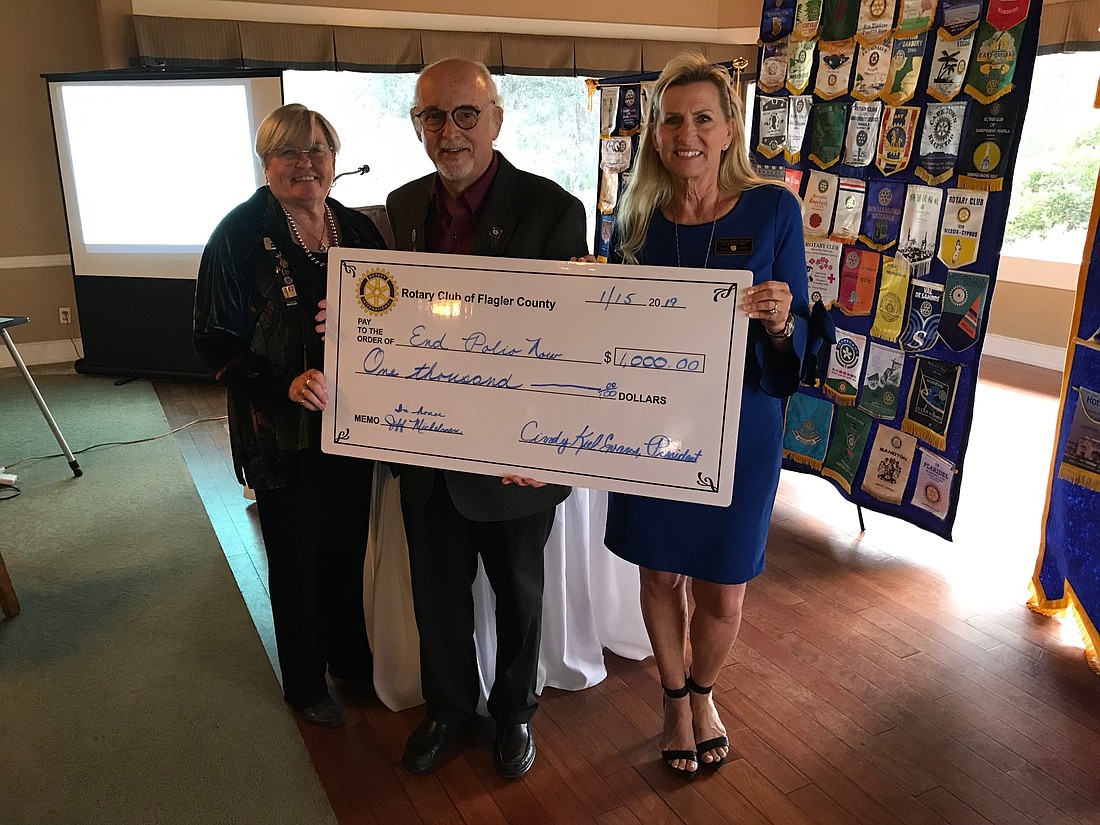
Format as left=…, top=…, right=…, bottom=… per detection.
left=333, top=163, right=371, bottom=183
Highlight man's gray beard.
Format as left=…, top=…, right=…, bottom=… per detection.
left=436, top=156, right=474, bottom=182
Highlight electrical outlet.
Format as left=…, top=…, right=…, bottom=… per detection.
left=59, top=307, right=72, bottom=324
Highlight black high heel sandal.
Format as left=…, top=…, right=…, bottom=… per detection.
left=687, top=674, right=729, bottom=768
left=661, top=682, right=698, bottom=778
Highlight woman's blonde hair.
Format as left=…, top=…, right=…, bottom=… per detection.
left=615, top=52, right=767, bottom=264
left=255, top=103, right=341, bottom=162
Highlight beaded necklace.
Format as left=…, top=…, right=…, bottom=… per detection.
left=281, top=204, right=340, bottom=267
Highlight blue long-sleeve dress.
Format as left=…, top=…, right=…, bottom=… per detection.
left=604, top=184, right=809, bottom=584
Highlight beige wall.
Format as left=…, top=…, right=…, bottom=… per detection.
left=988, top=282, right=1077, bottom=349
left=2, top=0, right=104, bottom=344
left=2, top=0, right=1084, bottom=356
left=190, top=0, right=758, bottom=29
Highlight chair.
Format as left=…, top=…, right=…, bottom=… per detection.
left=0, top=550, right=19, bottom=617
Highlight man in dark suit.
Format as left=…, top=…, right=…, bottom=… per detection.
left=388, top=57, right=588, bottom=779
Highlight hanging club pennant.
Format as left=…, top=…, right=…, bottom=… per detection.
left=856, top=0, right=898, bottom=46
left=783, top=391, right=835, bottom=470
left=859, top=342, right=905, bottom=418
left=900, top=278, right=944, bottom=352
left=759, top=40, right=790, bottom=94
left=860, top=178, right=906, bottom=250
left=838, top=245, right=880, bottom=315
left=852, top=41, right=892, bottom=100
left=862, top=424, right=918, bottom=504
left=941, top=0, right=982, bottom=38
left=600, top=136, right=632, bottom=174
left=803, top=170, right=839, bottom=239
left=938, top=270, right=989, bottom=351
left=758, top=95, right=789, bottom=159
left=816, top=39, right=857, bottom=99
left=1057, top=387, right=1100, bottom=492
left=806, top=239, right=844, bottom=307
left=938, top=188, right=987, bottom=268
left=927, top=26, right=977, bottom=102
left=786, top=95, right=814, bottom=163
left=762, top=0, right=797, bottom=42
left=809, top=100, right=849, bottom=169
left=957, top=97, right=1021, bottom=191
left=916, top=101, right=968, bottom=185
left=895, top=0, right=939, bottom=37
left=596, top=213, right=615, bottom=262
left=897, top=185, right=943, bottom=281
left=911, top=448, right=955, bottom=518
left=964, top=0, right=1032, bottom=104
left=823, top=406, right=874, bottom=492
left=844, top=100, right=883, bottom=166
left=617, top=85, right=642, bottom=134
left=871, top=256, right=909, bottom=342
left=821, top=0, right=862, bottom=41
left=793, top=0, right=824, bottom=40
left=832, top=178, right=867, bottom=243
left=876, top=105, right=921, bottom=176
left=881, top=33, right=929, bottom=106
left=902, top=356, right=962, bottom=450
left=599, top=87, right=619, bottom=137
left=786, top=168, right=805, bottom=194
left=825, top=328, right=868, bottom=406
left=787, top=39, right=817, bottom=94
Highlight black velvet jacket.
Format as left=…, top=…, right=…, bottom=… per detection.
left=194, top=186, right=385, bottom=489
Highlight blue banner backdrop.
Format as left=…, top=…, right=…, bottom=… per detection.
left=748, top=0, right=1046, bottom=539
left=1032, top=178, right=1100, bottom=673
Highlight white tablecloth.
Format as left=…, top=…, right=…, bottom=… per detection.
left=363, top=465, right=652, bottom=712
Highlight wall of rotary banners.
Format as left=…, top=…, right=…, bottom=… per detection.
left=592, top=0, right=1044, bottom=540
left=1031, top=162, right=1100, bottom=672
left=750, top=0, right=1044, bottom=540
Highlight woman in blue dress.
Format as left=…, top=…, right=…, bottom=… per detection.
left=605, top=53, right=809, bottom=777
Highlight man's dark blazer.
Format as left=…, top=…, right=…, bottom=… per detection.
left=386, top=152, right=589, bottom=521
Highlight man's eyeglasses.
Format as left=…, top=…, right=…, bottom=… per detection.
left=271, top=145, right=333, bottom=162
left=411, top=106, right=487, bottom=132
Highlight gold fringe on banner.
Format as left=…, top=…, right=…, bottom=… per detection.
left=1028, top=580, right=1100, bottom=676
left=784, top=149, right=802, bottom=164
left=964, top=82, right=1013, bottom=105
left=783, top=449, right=824, bottom=471
left=957, top=175, right=1004, bottom=192
left=808, top=152, right=840, bottom=170
left=821, top=467, right=853, bottom=492
left=822, top=384, right=858, bottom=405
left=1057, top=463, right=1100, bottom=492
left=902, top=420, right=947, bottom=451
left=915, top=167, right=955, bottom=186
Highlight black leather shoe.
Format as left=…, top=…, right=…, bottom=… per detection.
left=403, top=718, right=452, bottom=773
left=494, top=722, right=536, bottom=779
left=295, top=697, right=345, bottom=729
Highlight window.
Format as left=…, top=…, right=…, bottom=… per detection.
left=1002, top=52, right=1100, bottom=266
left=282, top=70, right=601, bottom=245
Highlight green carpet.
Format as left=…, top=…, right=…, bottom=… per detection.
left=0, top=371, right=336, bottom=825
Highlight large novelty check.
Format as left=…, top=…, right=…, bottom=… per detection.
left=322, top=249, right=750, bottom=506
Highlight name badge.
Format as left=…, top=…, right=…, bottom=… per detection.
left=715, top=237, right=754, bottom=255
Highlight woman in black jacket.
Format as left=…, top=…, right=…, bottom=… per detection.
left=194, top=104, right=385, bottom=727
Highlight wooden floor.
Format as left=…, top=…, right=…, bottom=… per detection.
left=152, top=356, right=1100, bottom=825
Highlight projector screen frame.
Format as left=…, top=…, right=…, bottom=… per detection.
left=42, top=68, right=284, bottom=380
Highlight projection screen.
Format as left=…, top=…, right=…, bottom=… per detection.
left=44, top=69, right=283, bottom=379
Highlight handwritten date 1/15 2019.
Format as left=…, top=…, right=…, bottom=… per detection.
left=594, top=285, right=681, bottom=309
